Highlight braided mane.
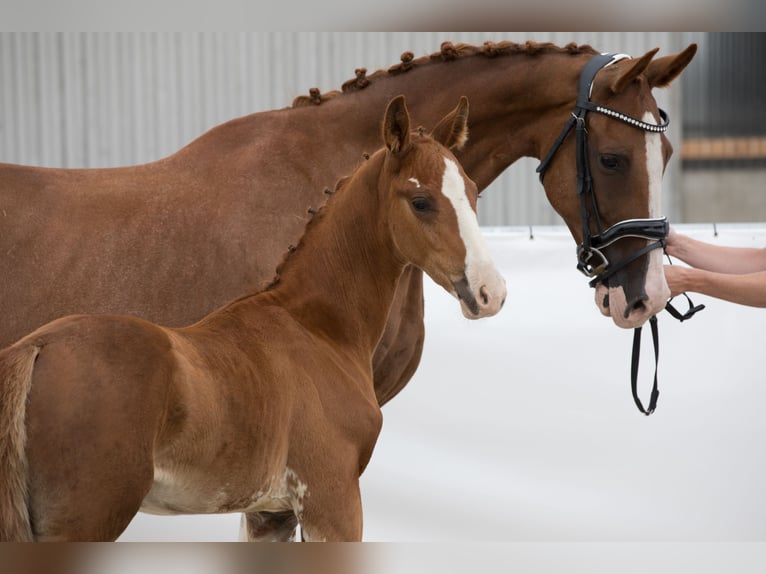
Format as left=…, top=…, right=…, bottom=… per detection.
left=262, top=152, right=379, bottom=292
left=291, top=40, right=597, bottom=107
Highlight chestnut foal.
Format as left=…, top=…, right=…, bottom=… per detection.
left=0, top=96, right=505, bottom=541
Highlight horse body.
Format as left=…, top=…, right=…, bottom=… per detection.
left=0, top=41, right=697, bottom=408
left=0, top=96, right=506, bottom=541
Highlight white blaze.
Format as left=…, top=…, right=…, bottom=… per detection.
left=440, top=157, right=495, bottom=272
left=642, top=110, right=670, bottom=313
left=599, top=110, right=670, bottom=327
left=644, top=111, right=663, bottom=218
left=439, top=157, right=506, bottom=319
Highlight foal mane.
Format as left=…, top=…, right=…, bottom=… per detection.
left=263, top=152, right=381, bottom=292
left=291, top=40, right=598, bottom=107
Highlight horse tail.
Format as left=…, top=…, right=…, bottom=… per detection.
left=0, top=343, right=40, bottom=541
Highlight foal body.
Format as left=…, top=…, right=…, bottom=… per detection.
left=0, top=97, right=505, bottom=542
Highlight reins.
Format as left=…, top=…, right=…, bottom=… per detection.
left=537, top=52, right=704, bottom=415
left=630, top=253, right=706, bottom=414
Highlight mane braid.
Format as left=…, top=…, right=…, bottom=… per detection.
left=291, top=40, right=597, bottom=107
left=262, top=153, right=380, bottom=292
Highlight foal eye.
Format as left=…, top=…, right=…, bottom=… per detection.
left=599, top=154, right=622, bottom=171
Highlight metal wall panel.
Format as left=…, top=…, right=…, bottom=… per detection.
left=0, top=32, right=683, bottom=225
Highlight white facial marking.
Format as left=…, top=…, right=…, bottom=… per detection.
left=408, top=177, right=421, bottom=188
left=439, top=157, right=507, bottom=318
left=642, top=110, right=670, bottom=309
left=440, top=158, right=494, bottom=269
left=643, top=111, right=663, bottom=218
left=602, top=110, right=670, bottom=327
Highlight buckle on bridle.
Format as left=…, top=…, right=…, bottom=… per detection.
left=576, top=245, right=608, bottom=278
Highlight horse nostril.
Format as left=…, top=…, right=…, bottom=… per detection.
left=602, top=294, right=610, bottom=309
left=480, top=286, right=489, bottom=306
left=624, top=296, right=648, bottom=319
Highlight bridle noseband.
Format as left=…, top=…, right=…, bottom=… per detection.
left=536, top=53, right=704, bottom=416
left=536, top=52, right=670, bottom=287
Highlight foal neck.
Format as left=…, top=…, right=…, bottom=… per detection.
left=257, top=153, right=403, bottom=353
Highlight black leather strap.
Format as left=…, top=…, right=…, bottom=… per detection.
left=631, top=315, right=660, bottom=416
left=665, top=293, right=706, bottom=322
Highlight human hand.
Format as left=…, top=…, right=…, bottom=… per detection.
left=664, top=226, right=680, bottom=254
left=664, top=264, right=690, bottom=298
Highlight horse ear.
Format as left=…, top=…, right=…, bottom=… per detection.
left=645, top=43, right=698, bottom=88
left=431, top=96, right=470, bottom=150
left=610, top=48, right=659, bottom=94
left=383, top=95, right=411, bottom=155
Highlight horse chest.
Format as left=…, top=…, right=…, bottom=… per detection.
left=140, top=464, right=309, bottom=516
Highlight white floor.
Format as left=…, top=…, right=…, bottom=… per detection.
left=119, top=223, right=766, bottom=542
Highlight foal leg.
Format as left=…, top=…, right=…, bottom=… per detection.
left=239, top=511, right=299, bottom=542
left=22, top=327, right=171, bottom=541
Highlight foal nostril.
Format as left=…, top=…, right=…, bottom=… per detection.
left=480, top=285, right=489, bottom=306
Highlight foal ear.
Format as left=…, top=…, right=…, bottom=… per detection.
left=383, top=95, right=411, bottom=155
left=610, top=47, right=659, bottom=95
left=431, top=96, right=470, bottom=151
left=645, top=43, right=698, bottom=88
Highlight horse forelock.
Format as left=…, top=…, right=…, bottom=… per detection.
left=291, top=40, right=598, bottom=107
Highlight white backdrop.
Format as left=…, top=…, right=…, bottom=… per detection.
left=119, top=223, right=766, bottom=542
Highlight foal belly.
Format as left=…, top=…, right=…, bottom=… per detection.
left=140, top=465, right=295, bottom=516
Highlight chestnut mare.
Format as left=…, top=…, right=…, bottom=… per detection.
left=0, top=96, right=506, bottom=541
left=0, top=41, right=697, bottom=409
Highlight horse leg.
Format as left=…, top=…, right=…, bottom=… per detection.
left=371, top=265, right=425, bottom=406
left=239, top=511, right=299, bottom=542
left=299, top=479, right=364, bottom=542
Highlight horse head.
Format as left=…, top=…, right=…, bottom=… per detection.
left=538, top=44, right=697, bottom=328
left=380, top=95, right=506, bottom=320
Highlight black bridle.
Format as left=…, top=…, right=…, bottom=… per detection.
left=537, top=53, right=704, bottom=415
left=536, top=53, right=670, bottom=285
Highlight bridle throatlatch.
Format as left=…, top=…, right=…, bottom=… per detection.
left=537, top=53, right=704, bottom=416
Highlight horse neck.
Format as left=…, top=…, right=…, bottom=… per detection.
left=254, top=154, right=403, bottom=355
left=314, top=48, right=591, bottom=191
left=178, top=46, right=593, bottom=194
left=398, top=51, right=588, bottom=190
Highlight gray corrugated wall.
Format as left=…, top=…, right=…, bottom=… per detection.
left=0, top=32, right=687, bottom=226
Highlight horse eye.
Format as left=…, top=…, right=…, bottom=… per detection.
left=411, top=197, right=432, bottom=213
left=599, top=154, right=622, bottom=171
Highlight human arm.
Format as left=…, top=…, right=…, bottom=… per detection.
left=664, top=264, right=766, bottom=307
left=665, top=227, right=766, bottom=274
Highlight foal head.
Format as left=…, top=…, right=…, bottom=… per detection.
left=379, top=95, right=506, bottom=319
